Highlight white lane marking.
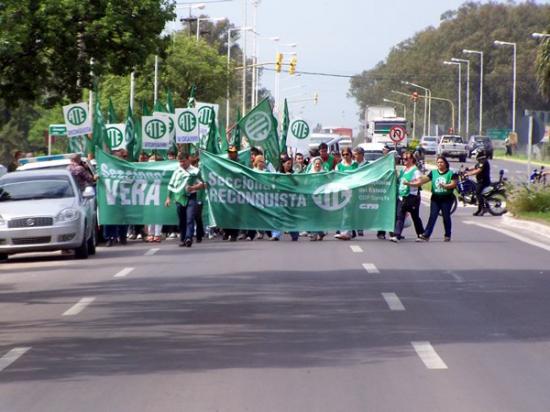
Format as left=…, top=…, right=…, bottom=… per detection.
left=382, top=293, right=406, bottom=311
left=144, top=248, right=159, bottom=256
left=446, top=270, right=464, bottom=283
left=0, top=347, right=31, bottom=372
left=63, top=297, right=96, bottom=316
left=464, top=221, right=550, bottom=252
left=0, top=260, right=72, bottom=271
left=362, top=263, right=380, bottom=274
left=114, top=267, right=134, bottom=278
left=411, top=341, right=448, bottom=370
left=350, top=245, right=363, bottom=253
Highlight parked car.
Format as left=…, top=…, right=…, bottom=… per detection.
left=357, top=142, right=385, bottom=162
left=420, top=135, right=440, bottom=154
left=468, top=135, right=494, bottom=159
left=437, top=135, right=468, bottom=162
left=0, top=170, right=97, bottom=261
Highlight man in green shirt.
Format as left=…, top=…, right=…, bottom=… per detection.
left=165, top=152, right=206, bottom=247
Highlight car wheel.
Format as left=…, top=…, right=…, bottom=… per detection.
left=74, top=232, right=89, bottom=259
left=0, top=253, right=7, bottom=262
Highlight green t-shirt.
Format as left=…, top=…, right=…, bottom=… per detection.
left=430, top=169, right=455, bottom=196
left=398, top=166, right=420, bottom=197
left=336, top=162, right=358, bottom=172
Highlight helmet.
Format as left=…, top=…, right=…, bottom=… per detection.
left=476, top=148, right=487, bottom=160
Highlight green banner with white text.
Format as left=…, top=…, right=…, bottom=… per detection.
left=201, top=151, right=397, bottom=232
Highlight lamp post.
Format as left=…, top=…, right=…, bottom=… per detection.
left=382, top=98, right=406, bottom=119
left=226, top=26, right=253, bottom=127
left=451, top=57, right=470, bottom=138
left=391, top=90, right=416, bottom=139
left=494, top=40, right=517, bottom=133
left=401, top=81, right=431, bottom=136
left=443, top=60, right=462, bottom=134
left=196, top=17, right=226, bottom=41
left=177, top=3, right=206, bottom=36
left=252, top=34, right=280, bottom=107
left=463, top=49, right=483, bottom=134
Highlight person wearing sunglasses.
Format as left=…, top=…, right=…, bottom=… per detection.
left=389, top=151, right=424, bottom=243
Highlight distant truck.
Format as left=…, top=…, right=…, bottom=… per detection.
left=437, top=135, right=468, bottom=162
left=364, top=105, right=408, bottom=147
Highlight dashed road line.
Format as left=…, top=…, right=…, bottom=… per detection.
left=114, top=267, right=135, bottom=278
left=0, top=347, right=31, bottom=372
left=144, top=248, right=160, bottom=256
left=362, top=263, right=380, bottom=274
left=464, top=220, right=550, bottom=252
left=350, top=245, right=363, bottom=253
left=411, top=341, right=448, bottom=370
left=63, top=297, right=96, bottom=316
left=382, top=293, right=406, bottom=311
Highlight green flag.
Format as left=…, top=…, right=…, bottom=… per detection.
left=238, top=98, right=280, bottom=169
left=93, top=97, right=108, bottom=154
left=166, top=89, right=178, bottom=155
left=124, top=102, right=137, bottom=161
left=187, top=85, right=196, bottom=108
left=231, top=108, right=242, bottom=150
left=107, top=98, right=118, bottom=123
left=219, top=123, right=229, bottom=152
left=280, top=98, right=290, bottom=154
left=205, top=108, right=220, bottom=154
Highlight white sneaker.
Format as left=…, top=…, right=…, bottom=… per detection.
left=389, top=236, right=399, bottom=243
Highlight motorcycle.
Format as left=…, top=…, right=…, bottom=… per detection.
left=449, top=167, right=508, bottom=216
left=530, top=166, right=547, bottom=184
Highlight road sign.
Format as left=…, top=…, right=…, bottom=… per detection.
left=48, top=124, right=67, bottom=136
left=389, top=126, right=407, bottom=143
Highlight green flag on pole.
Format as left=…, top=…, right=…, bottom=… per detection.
left=107, top=98, right=118, bottom=123
left=205, top=108, right=220, bottom=154
left=280, top=98, right=290, bottom=155
left=187, top=85, right=196, bottom=108
left=238, top=98, right=281, bottom=169
left=231, top=108, right=242, bottom=150
left=125, top=102, right=137, bottom=161
left=93, top=96, right=108, bottom=154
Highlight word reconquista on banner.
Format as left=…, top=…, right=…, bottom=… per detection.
left=101, top=164, right=167, bottom=206
left=207, top=171, right=307, bottom=208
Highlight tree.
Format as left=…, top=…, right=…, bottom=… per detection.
left=0, top=0, right=175, bottom=106
left=349, top=2, right=550, bottom=137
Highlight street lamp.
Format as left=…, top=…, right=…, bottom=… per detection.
left=252, top=34, right=280, bottom=107
left=463, top=49, right=484, bottom=134
left=177, top=3, right=206, bottom=36
left=383, top=98, right=406, bottom=119
left=451, top=57, right=470, bottom=138
left=443, top=60, right=462, bottom=134
left=401, top=80, right=431, bottom=136
left=196, top=17, right=226, bottom=41
left=226, top=26, right=253, bottom=127
left=391, top=90, right=416, bottom=139
left=494, top=40, right=517, bottom=133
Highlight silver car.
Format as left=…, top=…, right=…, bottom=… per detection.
left=0, top=170, right=96, bottom=261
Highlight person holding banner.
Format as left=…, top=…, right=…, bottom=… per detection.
left=308, top=158, right=326, bottom=241
left=335, top=148, right=358, bottom=241
left=270, top=156, right=300, bottom=242
left=165, top=152, right=206, bottom=248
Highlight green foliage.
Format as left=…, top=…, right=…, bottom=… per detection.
left=349, top=2, right=550, bottom=136
left=508, top=183, right=550, bottom=214
left=0, top=0, right=175, bottom=105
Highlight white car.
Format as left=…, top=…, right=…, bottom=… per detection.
left=420, top=136, right=439, bottom=154
left=0, top=170, right=97, bottom=261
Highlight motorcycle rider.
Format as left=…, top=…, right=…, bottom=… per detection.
left=464, top=148, right=491, bottom=216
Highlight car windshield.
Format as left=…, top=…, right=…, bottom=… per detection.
left=443, top=136, right=463, bottom=143
left=0, top=178, right=74, bottom=201
left=365, top=152, right=383, bottom=161
left=423, top=137, right=436, bottom=142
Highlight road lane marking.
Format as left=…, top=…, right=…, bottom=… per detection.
left=63, top=297, right=95, bottom=316
left=411, top=341, right=448, bottom=370
left=382, top=293, right=406, bottom=311
left=350, top=245, right=363, bottom=253
left=362, top=263, right=380, bottom=274
left=464, top=221, right=550, bottom=252
left=446, top=270, right=464, bottom=283
left=144, top=248, right=159, bottom=256
left=0, top=347, right=31, bottom=372
left=114, top=267, right=134, bottom=278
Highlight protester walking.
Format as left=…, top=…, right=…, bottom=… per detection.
left=389, top=151, right=424, bottom=243
left=308, top=157, right=326, bottom=241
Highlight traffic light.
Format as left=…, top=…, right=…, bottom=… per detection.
left=289, top=56, right=297, bottom=75
left=411, top=91, right=419, bottom=102
left=313, top=92, right=319, bottom=105
left=275, top=52, right=283, bottom=73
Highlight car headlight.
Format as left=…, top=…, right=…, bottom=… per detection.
left=55, top=208, right=80, bottom=223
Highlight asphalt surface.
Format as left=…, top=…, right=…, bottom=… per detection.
left=1, top=205, right=550, bottom=412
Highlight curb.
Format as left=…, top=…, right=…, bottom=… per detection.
left=501, top=214, right=550, bottom=238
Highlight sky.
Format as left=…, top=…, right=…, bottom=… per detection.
left=171, top=0, right=548, bottom=134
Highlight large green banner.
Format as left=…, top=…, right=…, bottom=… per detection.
left=201, top=151, right=397, bottom=232
left=97, top=149, right=179, bottom=225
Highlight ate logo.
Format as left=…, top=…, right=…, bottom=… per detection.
left=67, top=106, right=87, bottom=126
left=312, top=182, right=352, bottom=211
left=145, top=119, right=167, bottom=139
left=106, top=127, right=124, bottom=148
left=244, top=112, right=272, bottom=142
left=198, top=106, right=214, bottom=126
left=178, top=111, right=197, bottom=133
left=291, top=120, right=310, bottom=139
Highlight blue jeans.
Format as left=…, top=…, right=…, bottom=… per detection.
left=423, top=195, right=454, bottom=238
left=104, top=225, right=128, bottom=240
left=177, top=198, right=197, bottom=243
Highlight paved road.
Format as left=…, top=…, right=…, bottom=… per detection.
left=1, top=208, right=550, bottom=411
